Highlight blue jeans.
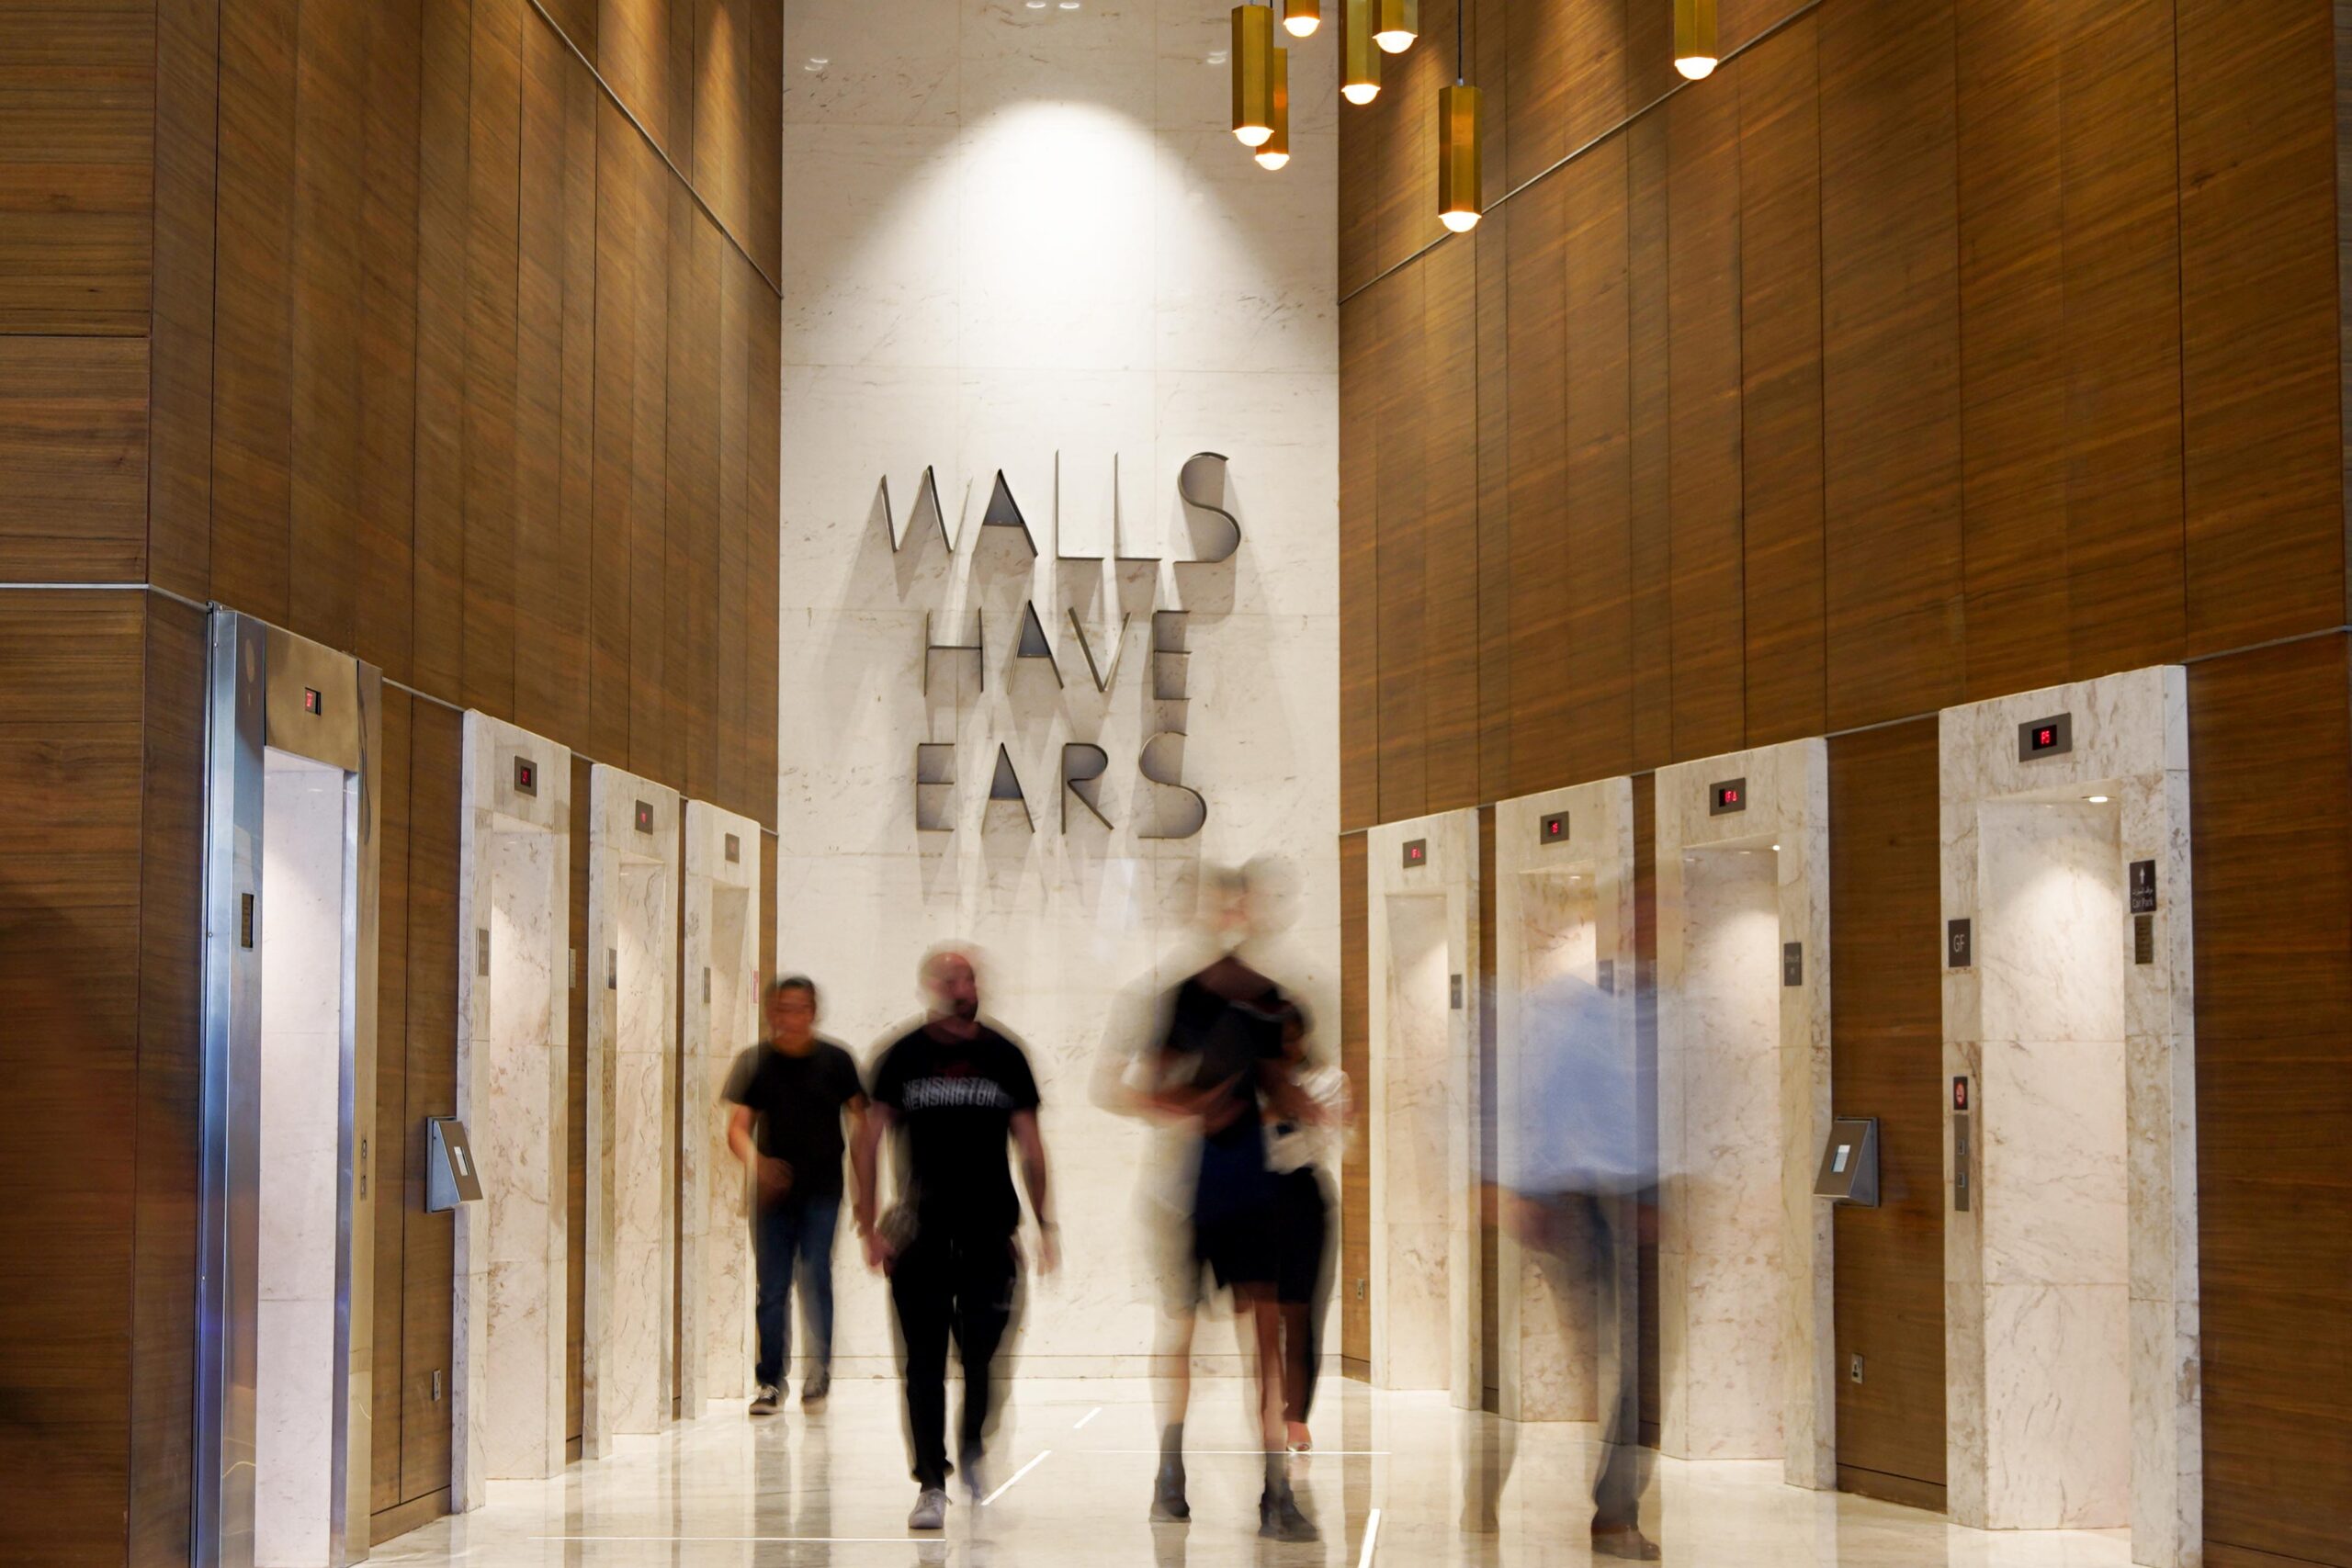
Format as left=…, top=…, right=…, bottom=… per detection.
left=753, top=1194, right=840, bottom=1388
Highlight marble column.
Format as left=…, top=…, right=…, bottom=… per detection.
left=1655, top=739, right=1835, bottom=1490
left=582, top=769, right=681, bottom=1453
left=453, top=714, right=572, bottom=1508
left=678, top=800, right=764, bottom=1414
left=1491, top=777, right=1637, bottom=1426
left=1365, top=809, right=1481, bottom=1407
left=1939, top=666, right=2198, bottom=1568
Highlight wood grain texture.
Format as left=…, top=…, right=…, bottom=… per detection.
left=371, top=688, right=415, bottom=1517
left=413, top=0, right=472, bottom=696
left=1625, top=112, right=1674, bottom=773
left=1339, top=831, right=1370, bottom=1366
left=1736, top=16, right=1826, bottom=746
left=0, top=336, right=150, bottom=581
left=461, top=0, right=524, bottom=719
left=148, top=0, right=220, bottom=600
left=130, top=597, right=207, bottom=1568
left=1422, top=237, right=1482, bottom=815
left=627, top=133, right=673, bottom=784
left=355, top=0, right=424, bottom=688
left=1501, top=169, right=1569, bottom=797
left=1473, top=207, right=1513, bottom=803
left=2189, top=635, right=2352, bottom=1568
left=1340, top=289, right=1380, bottom=831
left=1826, top=718, right=1947, bottom=1495
left=514, top=19, right=581, bottom=747
left=745, top=280, right=780, bottom=831
left=0, top=5, right=153, bottom=334
left=1374, top=262, right=1429, bottom=821
left=1559, top=138, right=1634, bottom=785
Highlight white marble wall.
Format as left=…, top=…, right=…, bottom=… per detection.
left=1492, top=779, right=1635, bottom=1426
left=255, top=750, right=350, bottom=1568
left=776, top=0, right=1340, bottom=1377
left=680, top=801, right=763, bottom=1409
left=1939, top=667, right=2199, bottom=1568
left=1656, top=740, right=1835, bottom=1489
left=454, top=715, right=572, bottom=1509
left=582, top=770, right=680, bottom=1452
left=1365, top=811, right=1480, bottom=1405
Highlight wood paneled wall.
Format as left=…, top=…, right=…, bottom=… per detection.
left=0, top=0, right=780, bottom=1559
left=1340, top=0, right=2352, bottom=1555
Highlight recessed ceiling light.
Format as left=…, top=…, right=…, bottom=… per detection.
left=2085, top=795, right=2110, bottom=804
left=1208, top=50, right=1228, bottom=64
left=1026, top=1, right=1047, bottom=8
left=1771, top=844, right=1781, bottom=852
left=1059, top=1, right=1081, bottom=8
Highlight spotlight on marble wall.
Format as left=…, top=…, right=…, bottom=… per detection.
left=1656, top=740, right=1834, bottom=1489
left=254, top=749, right=354, bottom=1568
left=582, top=770, right=681, bottom=1453
left=453, top=716, right=573, bottom=1507
left=679, top=801, right=764, bottom=1414
left=1365, top=810, right=1481, bottom=1406
left=1939, top=667, right=2198, bottom=1568
left=1492, top=779, right=1637, bottom=1425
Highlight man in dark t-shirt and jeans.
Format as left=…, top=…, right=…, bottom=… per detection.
left=724, top=976, right=867, bottom=1414
left=853, top=946, right=1057, bottom=1533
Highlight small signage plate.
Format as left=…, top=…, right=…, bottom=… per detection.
left=2018, top=713, right=2074, bottom=761
left=725, top=832, right=741, bottom=864
left=1948, top=919, right=1973, bottom=968
left=2130, top=860, right=2157, bottom=914
left=1540, top=810, right=1570, bottom=845
left=2135, top=913, right=2155, bottom=965
left=1449, top=973, right=1464, bottom=1010
left=1709, top=778, right=1748, bottom=817
left=1783, top=942, right=1804, bottom=987
left=513, top=756, right=537, bottom=796
left=1402, top=838, right=1428, bottom=870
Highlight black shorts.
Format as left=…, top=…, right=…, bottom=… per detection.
left=1195, top=1211, right=1276, bottom=1291
left=1272, top=1167, right=1329, bottom=1306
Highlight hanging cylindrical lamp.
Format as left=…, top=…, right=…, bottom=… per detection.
left=1438, top=2, right=1481, bottom=231
left=1374, top=0, right=1419, bottom=53
left=1341, top=0, right=1381, bottom=103
left=1283, top=0, right=1321, bottom=37
left=1256, top=43, right=1292, bottom=169
left=1674, top=0, right=1719, bottom=79
left=1232, top=4, right=1277, bottom=148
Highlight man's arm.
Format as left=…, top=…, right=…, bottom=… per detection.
left=853, top=1101, right=893, bottom=1269
left=1012, top=1109, right=1057, bottom=1273
left=726, top=1103, right=757, bottom=1167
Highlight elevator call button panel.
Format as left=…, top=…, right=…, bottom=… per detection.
left=1813, top=1117, right=1880, bottom=1208
left=426, top=1118, right=485, bottom=1213
left=1708, top=778, right=1747, bottom=817
left=2018, top=712, right=2074, bottom=761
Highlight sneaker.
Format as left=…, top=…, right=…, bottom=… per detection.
left=801, top=1370, right=831, bottom=1407
left=748, top=1384, right=782, bottom=1416
left=1258, top=1487, right=1319, bottom=1543
left=908, top=1486, right=951, bottom=1530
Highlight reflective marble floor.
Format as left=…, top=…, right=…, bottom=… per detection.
left=372, top=1377, right=2135, bottom=1567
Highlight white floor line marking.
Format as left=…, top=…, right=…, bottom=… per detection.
left=1074, top=1447, right=1393, bottom=1457
left=527, top=1536, right=927, bottom=1545
left=981, top=1448, right=1053, bottom=1506
left=1073, top=1405, right=1102, bottom=1429
left=1357, top=1506, right=1384, bottom=1568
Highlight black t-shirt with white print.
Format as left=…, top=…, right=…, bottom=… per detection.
left=870, top=1021, right=1042, bottom=1236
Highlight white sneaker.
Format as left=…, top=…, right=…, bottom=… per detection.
left=908, top=1486, right=951, bottom=1530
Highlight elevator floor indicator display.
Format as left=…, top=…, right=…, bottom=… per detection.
left=1709, top=778, right=1747, bottom=817
left=2018, top=713, right=2074, bottom=761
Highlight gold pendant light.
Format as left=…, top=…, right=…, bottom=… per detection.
left=1437, top=4, right=1480, bottom=231
left=1674, top=0, right=1719, bottom=79
left=1283, top=0, right=1321, bottom=37
left=1374, top=0, right=1418, bottom=53
left=1439, top=85, right=1482, bottom=230
left=1256, top=42, right=1292, bottom=169
left=1232, top=4, right=1276, bottom=148
left=1342, top=0, right=1381, bottom=103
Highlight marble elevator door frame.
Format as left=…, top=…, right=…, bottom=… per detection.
left=1938, top=667, right=2198, bottom=1568
left=452, top=714, right=573, bottom=1507
left=1365, top=810, right=1482, bottom=1407
left=581, top=767, right=680, bottom=1454
left=197, top=614, right=383, bottom=1568
left=1656, top=739, right=1835, bottom=1490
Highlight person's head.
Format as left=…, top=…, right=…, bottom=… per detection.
left=765, top=976, right=819, bottom=1051
left=919, top=945, right=981, bottom=1023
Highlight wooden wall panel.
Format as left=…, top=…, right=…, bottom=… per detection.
left=1339, top=831, right=1371, bottom=1367
left=1473, top=208, right=1513, bottom=803
left=2177, top=0, right=2340, bottom=655
left=0, top=337, right=150, bottom=581
left=1340, top=290, right=1380, bottom=830
left=1501, top=171, right=1569, bottom=797
left=1558, top=140, right=1634, bottom=785
left=557, top=52, right=605, bottom=747
left=1422, top=238, right=1482, bottom=815
left=744, top=281, right=780, bottom=831
left=1826, top=718, right=1948, bottom=1502
left=2189, top=635, right=2352, bottom=1568
left=1818, top=0, right=1964, bottom=734
left=1624, top=113, right=1674, bottom=773
left=1736, top=16, right=1825, bottom=746
left=355, top=0, right=423, bottom=688
left=1665, top=73, right=1746, bottom=762
left=1374, top=263, right=1430, bottom=820
left=129, top=598, right=206, bottom=1568
left=461, top=0, right=524, bottom=719
left=370, top=688, right=415, bottom=1517
left=590, top=96, right=646, bottom=769
left=0, top=592, right=146, bottom=1568
left=0, top=5, right=153, bottom=335
left=598, top=0, right=688, bottom=165
left=412, top=0, right=472, bottom=696
left=148, top=0, right=220, bottom=600
left=669, top=201, right=723, bottom=804
left=627, top=134, right=673, bottom=784
left=716, top=248, right=752, bottom=818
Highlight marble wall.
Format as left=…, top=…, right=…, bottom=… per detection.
left=1656, top=739, right=1835, bottom=1489
left=255, top=750, right=350, bottom=1567
left=1491, top=779, right=1636, bottom=1426
left=454, top=715, right=572, bottom=1508
left=1939, top=667, right=2198, bottom=1568
left=582, top=770, right=680, bottom=1451
left=1365, top=811, right=1480, bottom=1404
left=680, top=801, right=763, bottom=1408
left=775, top=0, right=1340, bottom=1377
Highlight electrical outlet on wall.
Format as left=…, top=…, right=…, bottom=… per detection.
left=1849, top=1354, right=1865, bottom=1385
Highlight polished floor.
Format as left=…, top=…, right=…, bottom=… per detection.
left=373, top=1376, right=2134, bottom=1567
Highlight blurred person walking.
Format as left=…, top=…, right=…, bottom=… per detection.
left=854, top=947, right=1057, bottom=1533
left=1262, top=1008, right=1350, bottom=1454
left=1473, top=969, right=1660, bottom=1561
left=724, top=976, right=868, bottom=1414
